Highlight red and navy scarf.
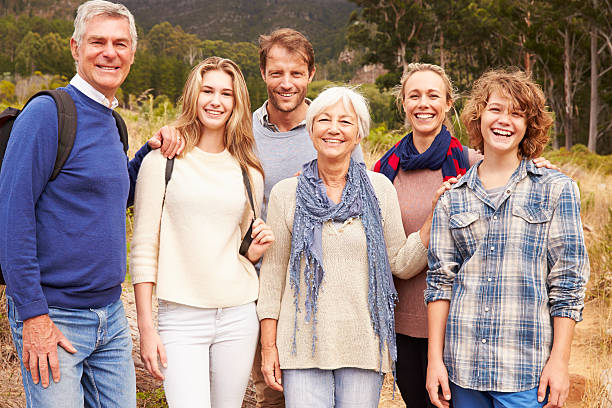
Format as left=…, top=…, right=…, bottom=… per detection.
left=373, top=125, right=468, bottom=182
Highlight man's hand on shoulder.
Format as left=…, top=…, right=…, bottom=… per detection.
left=22, top=314, right=77, bottom=388
left=148, top=125, right=185, bottom=158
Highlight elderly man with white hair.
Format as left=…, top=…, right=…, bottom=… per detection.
left=0, top=1, right=179, bottom=406
left=256, top=87, right=453, bottom=407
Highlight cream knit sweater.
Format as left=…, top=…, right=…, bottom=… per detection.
left=130, top=148, right=264, bottom=308
left=257, top=171, right=427, bottom=373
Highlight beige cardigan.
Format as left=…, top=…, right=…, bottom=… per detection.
left=130, top=148, right=264, bottom=308
left=256, top=171, right=427, bottom=373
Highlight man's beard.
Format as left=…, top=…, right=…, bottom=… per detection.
left=268, top=89, right=304, bottom=113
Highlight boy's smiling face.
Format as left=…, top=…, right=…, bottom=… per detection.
left=480, top=90, right=527, bottom=158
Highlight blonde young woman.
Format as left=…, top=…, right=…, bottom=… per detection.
left=130, top=57, right=274, bottom=407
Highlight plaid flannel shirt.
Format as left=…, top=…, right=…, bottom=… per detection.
left=425, top=159, right=589, bottom=392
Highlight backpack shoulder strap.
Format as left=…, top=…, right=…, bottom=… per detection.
left=112, top=110, right=129, bottom=154
left=26, top=90, right=77, bottom=181
left=165, top=158, right=174, bottom=187
left=462, top=144, right=470, bottom=166
left=241, top=166, right=256, bottom=218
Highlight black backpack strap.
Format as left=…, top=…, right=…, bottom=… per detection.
left=112, top=110, right=129, bottom=155
left=165, top=158, right=174, bottom=187
left=25, top=90, right=77, bottom=181
left=239, top=167, right=256, bottom=257
left=161, top=157, right=175, bottom=209
left=241, top=167, right=256, bottom=219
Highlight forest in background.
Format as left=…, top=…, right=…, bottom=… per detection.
left=0, top=0, right=610, bottom=155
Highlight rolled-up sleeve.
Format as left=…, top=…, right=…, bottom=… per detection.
left=546, top=181, right=589, bottom=322
left=425, top=195, right=460, bottom=304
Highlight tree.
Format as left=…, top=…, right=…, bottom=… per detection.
left=347, top=0, right=433, bottom=76
left=586, top=0, right=612, bottom=152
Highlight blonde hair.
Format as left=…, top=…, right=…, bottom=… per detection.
left=395, top=62, right=455, bottom=132
left=174, top=56, right=263, bottom=177
left=461, top=68, right=553, bottom=159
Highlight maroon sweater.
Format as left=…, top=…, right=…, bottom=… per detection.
left=393, top=149, right=481, bottom=338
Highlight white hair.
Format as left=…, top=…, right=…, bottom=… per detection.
left=306, top=86, right=370, bottom=141
left=72, top=0, right=138, bottom=51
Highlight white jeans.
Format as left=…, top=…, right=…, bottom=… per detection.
left=158, top=300, right=259, bottom=408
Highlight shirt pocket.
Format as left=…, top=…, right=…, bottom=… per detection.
left=449, top=211, right=482, bottom=259
left=511, top=205, right=553, bottom=258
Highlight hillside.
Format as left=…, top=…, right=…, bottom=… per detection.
left=0, top=0, right=356, bottom=62
left=122, top=0, right=355, bottom=61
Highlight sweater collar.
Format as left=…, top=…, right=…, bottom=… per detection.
left=70, top=74, right=118, bottom=109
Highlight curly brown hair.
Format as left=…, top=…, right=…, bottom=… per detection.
left=461, top=68, right=553, bottom=159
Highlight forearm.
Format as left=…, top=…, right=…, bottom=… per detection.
left=134, top=283, right=155, bottom=332
left=260, top=318, right=278, bottom=348
left=419, top=212, right=433, bottom=248
left=392, top=231, right=428, bottom=279
left=126, top=143, right=152, bottom=208
left=427, top=300, right=450, bottom=361
left=549, top=317, right=576, bottom=364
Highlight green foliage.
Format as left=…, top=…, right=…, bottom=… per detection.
left=0, top=80, right=16, bottom=102
left=543, top=145, right=612, bottom=174
left=306, top=80, right=400, bottom=128
left=366, top=123, right=403, bottom=151
left=136, top=387, right=168, bottom=408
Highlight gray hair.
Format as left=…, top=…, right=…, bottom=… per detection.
left=306, top=86, right=370, bottom=141
left=72, top=0, right=137, bottom=51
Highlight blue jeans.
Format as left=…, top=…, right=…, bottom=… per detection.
left=7, top=296, right=136, bottom=408
left=450, top=382, right=547, bottom=408
left=283, top=367, right=384, bottom=408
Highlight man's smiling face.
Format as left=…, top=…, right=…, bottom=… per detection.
left=70, top=15, right=135, bottom=101
left=261, top=45, right=314, bottom=115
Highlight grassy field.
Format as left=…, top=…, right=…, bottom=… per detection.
left=0, top=106, right=610, bottom=407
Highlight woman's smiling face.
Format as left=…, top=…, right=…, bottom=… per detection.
left=310, top=99, right=360, bottom=163
left=402, top=70, right=452, bottom=140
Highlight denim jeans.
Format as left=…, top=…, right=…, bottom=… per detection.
left=450, top=382, right=547, bottom=407
left=283, top=367, right=384, bottom=408
left=7, top=296, right=136, bottom=408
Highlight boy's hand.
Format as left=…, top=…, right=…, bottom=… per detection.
left=538, top=355, right=569, bottom=407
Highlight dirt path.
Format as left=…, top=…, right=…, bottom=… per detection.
left=0, top=287, right=606, bottom=407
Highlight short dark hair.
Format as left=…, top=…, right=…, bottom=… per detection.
left=258, top=28, right=315, bottom=75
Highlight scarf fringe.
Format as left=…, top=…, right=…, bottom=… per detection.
left=288, top=159, right=398, bottom=370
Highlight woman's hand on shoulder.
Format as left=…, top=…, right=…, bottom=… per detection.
left=139, top=327, right=167, bottom=381
left=431, top=176, right=461, bottom=212
left=246, top=218, right=275, bottom=263
left=533, top=156, right=560, bottom=171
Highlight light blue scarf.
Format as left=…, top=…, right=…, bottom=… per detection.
left=289, top=158, right=397, bottom=371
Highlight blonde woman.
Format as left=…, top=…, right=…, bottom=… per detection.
left=130, top=57, right=274, bottom=407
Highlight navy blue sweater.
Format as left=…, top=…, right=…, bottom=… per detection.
left=0, top=85, right=148, bottom=320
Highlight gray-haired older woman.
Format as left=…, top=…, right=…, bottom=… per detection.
left=256, top=87, right=446, bottom=407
